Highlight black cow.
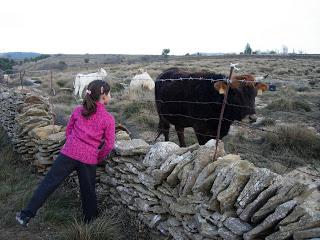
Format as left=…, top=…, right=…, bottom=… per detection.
left=155, top=68, right=267, bottom=147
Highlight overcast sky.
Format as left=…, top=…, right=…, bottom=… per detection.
left=0, top=0, right=319, bottom=55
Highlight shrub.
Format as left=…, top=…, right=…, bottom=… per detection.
left=264, top=125, right=320, bottom=159
left=266, top=98, right=311, bottom=112
left=122, top=101, right=156, bottom=119
left=295, top=85, right=311, bottom=92
left=110, top=82, right=124, bottom=93
left=52, top=95, right=75, bottom=104
left=56, top=79, right=66, bottom=88
left=256, top=118, right=276, bottom=127
left=135, top=114, right=158, bottom=128
left=60, top=211, right=122, bottom=240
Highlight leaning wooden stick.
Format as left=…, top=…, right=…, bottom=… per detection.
left=213, top=63, right=238, bottom=160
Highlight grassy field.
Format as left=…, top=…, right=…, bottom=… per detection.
left=8, top=54, right=320, bottom=174
left=14, top=55, right=320, bottom=173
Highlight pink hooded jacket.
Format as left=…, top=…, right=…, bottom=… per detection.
left=60, top=102, right=115, bottom=164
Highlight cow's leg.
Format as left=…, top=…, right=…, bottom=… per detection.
left=79, top=85, right=86, bottom=99
left=74, top=84, right=78, bottom=97
left=175, top=126, right=186, bottom=147
left=193, top=126, right=214, bottom=145
left=74, top=78, right=79, bottom=97
left=195, top=133, right=208, bottom=145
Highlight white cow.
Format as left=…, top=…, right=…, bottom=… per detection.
left=129, top=69, right=155, bottom=100
left=3, top=74, right=10, bottom=83
left=74, top=68, right=107, bottom=98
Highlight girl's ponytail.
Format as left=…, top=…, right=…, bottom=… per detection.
left=81, top=80, right=110, bottom=119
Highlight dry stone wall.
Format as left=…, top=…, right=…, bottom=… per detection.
left=0, top=86, right=319, bottom=239
left=0, top=86, right=65, bottom=174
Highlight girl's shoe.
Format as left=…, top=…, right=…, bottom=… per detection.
left=16, top=212, right=30, bottom=227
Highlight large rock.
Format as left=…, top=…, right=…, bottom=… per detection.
left=193, top=155, right=240, bottom=194
left=114, top=139, right=150, bottom=156
left=168, top=226, right=190, bottom=240
left=167, top=151, right=194, bottom=186
left=116, top=130, right=131, bottom=141
left=195, top=213, right=219, bottom=238
left=152, top=152, right=191, bottom=185
left=218, top=227, right=241, bottom=240
left=180, top=143, right=226, bottom=197
left=29, top=125, right=62, bottom=140
left=243, top=200, right=297, bottom=240
left=24, top=95, right=45, bottom=104
left=217, top=160, right=255, bottom=213
left=239, top=182, right=280, bottom=222
left=223, top=217, right=253, bottom=236
left=143, top=142, right=180, bottom=169
left=265, top=190, right=320, bottom=240
left=293, top=227, right=320, bottom=239
left=46, top=131, right=66, bottom=143
left=252, top=181, right=305, bottom=223
left=236, top=168, right=278, bottom=211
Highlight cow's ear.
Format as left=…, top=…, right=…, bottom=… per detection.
left=255, top=83, right=268, bottom=95
left=214, top=81, right=227, bottom=94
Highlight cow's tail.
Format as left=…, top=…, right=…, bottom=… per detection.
left=153, top=117, right=166, bottom=144
left=153, top=127, right=163, bottom=144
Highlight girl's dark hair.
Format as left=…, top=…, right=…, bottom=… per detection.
left=82, top=80, right=110, bottom=119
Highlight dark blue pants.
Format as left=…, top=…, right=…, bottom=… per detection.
left=22, top=153, right=97, bottom=223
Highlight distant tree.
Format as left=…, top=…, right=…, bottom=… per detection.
left=162, top=49, right=170, bottom=62
left=29, top=54, right=50, bottom=62
left=84, top=58, right=89, bottom=64
left=0, top=58, right=16, bottom=73
left=55, top=61, right=68, bottom=71
left=185, top=53, right=190, bottom=56
left=244, top=43, right=252, bottom=55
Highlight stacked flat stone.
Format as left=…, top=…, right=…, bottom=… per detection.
left=0, top=87, right=25, bottom=138
left=0, top=86, right=66, bottom=174
left=30, top=125, right=66, bottom=174
left=12, top=92, right=53, bottom=164
left=103, top=138, right=320, bottom=240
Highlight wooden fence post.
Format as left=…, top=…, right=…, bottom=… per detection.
left=19, top=71, right=25, bottom=89
left=213, top=64, right=238, bottom=160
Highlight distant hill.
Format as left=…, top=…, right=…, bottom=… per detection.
left=0, top=52, right=41, bottom=60
left=191, top=52, right=225, bottom=56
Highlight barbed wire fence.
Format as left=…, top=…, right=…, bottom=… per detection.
left=1, top=66, right=319, bottom=174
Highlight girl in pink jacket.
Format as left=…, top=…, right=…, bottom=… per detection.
left=16, top=80, right=115, bottom=226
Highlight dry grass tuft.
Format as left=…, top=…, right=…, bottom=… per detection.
left=266, top=98, right=311, bottom=112
left=59, top=211, right=123, bottom=240
left=122, top=101, right=156, bottom=119
left=264, top=125, right=320, bottom=159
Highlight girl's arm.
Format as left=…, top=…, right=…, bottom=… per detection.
left=65, top=108, right=78, bottom=138
left=98, top=116, right=115, bottom=162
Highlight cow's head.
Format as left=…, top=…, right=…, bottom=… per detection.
left=214, top=74, right=268, bottom=122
